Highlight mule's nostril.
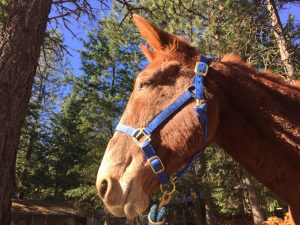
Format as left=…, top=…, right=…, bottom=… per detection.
left=99, top=179, right=108, bottom=199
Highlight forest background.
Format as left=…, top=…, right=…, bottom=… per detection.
left=1, top=0, right=299, bottom=224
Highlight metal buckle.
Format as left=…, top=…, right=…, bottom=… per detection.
left=196, top=99, right=205, bottom=106
left=194, top=62, right=208, bottom=76
left=148, top=156, right=165, bottom=174
left=133, top=128, right=151, bottom=147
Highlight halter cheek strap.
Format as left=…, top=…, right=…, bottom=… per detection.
left=115, top=56, right=209, bottom=184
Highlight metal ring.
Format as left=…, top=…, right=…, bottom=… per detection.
left=148, top=213, right=165, bottom=225
left=160, top=177, right=176, bottom=195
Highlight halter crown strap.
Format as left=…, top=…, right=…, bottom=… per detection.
left=115, top=55, right=209, bottom=184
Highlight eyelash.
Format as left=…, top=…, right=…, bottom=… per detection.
left=138, top=80, right=151, bottom=91
left=138, top=83, right=143, bottom=91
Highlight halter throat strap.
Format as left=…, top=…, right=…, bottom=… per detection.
left=115, top=56, right=209, bottom=184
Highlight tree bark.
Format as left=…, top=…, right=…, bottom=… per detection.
left=191, top=190, right=203, bottom=225
left=242, top=169, right=265, bottom=225
left=0, top=1, right=51, bottom=224
left=266, top=0, right=296, bottom=79
left=201, top=153, right=217, bottom=225
left=182, top=207, right=187, bottom=225
left=26, top=70, right=48, bottom=160
left=203, top=184, right=217, bottom=225
left=189, top=165, right=205, bottom=225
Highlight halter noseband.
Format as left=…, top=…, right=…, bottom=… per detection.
left=115, top=56, right=209, bottom=184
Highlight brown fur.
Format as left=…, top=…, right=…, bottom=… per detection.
left=210, top=55, right=300, bottom=195
left=97, top=15, right=300, bottom=222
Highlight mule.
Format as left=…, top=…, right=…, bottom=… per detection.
left=96, top=14, right=300, bottom=223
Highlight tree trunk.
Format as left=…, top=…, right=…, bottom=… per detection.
left=242, top=169, right=265, bottom=225
left=191, top=190, right=203, bottom=225
left=0, top=1, right=51, bottom=224
left=183, top=207, right=187, bottom=225
left=26, top=71, right=47, bottom=160
left=201, top=153, right=217, bottom=225
left=189, top=165, right=205, bottom=225
left=266, top=0, right=296, bottom=79
left=203, top=184, right=217, bottom=225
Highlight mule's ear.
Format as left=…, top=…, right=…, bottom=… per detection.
left=133, top=14, right=174, bottom=50
left=140, top=44, right=155, bottom=62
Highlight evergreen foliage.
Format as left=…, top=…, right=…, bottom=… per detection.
left=16, top=30, right=70, bottom=199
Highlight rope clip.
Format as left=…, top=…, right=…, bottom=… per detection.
left=159, top=177, right=177, bottom=208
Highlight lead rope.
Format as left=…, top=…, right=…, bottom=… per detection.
left=148, top=177, right=177, bottom=225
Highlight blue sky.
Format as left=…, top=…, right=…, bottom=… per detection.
left=53, top=2, right=300, bottom=77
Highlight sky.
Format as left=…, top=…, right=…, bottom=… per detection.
left=53, top=2, right=300, bottom=77
left=49, top=1, right=108, bottom=76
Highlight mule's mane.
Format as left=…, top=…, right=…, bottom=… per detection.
left=219, top=54, right=300, bottom=99
left=220, top=54, right=298, bottom=86
left=210, top=53, right=300, bottom=152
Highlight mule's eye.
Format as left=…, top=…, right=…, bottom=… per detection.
left=138, top=83, right=143, bottom=91
left=138, top=80, right=151, bottom=91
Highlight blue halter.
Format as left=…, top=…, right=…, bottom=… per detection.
left=115, top=56, right=209, bottom=184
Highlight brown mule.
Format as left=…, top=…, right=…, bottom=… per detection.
left=96, top=14, right=300, bottom=223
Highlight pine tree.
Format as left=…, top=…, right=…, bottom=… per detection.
left=0, top=0, right=106, bottom=222
left=16, top=30, right=69, bottom=199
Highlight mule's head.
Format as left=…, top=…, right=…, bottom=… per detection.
left=96, top=15, right=214, bottom=219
